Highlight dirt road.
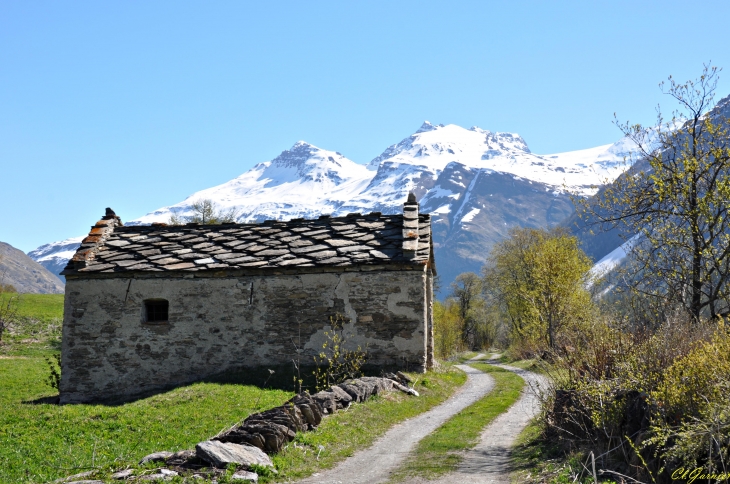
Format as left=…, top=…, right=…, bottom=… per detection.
left=295, top=356, right=495, bottom=484
left=404, top=360, right=547, bottom=484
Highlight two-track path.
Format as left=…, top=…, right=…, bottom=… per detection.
left=403, top=358, right=548, bottom=484
left=295, top=356, right=546, bottom=484
left=296, top=355, right=495, bottom=484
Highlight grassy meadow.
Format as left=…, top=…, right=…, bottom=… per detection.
left=0, top=293, right=468, bottom=483
left=0, top=292, right=63, bottom=356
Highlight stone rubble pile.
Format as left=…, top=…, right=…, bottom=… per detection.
left=62, top=375, right=417, bottom=483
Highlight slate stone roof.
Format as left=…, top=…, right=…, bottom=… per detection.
left=62, top=203, right=434, bottom=276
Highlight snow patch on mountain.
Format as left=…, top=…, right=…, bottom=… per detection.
left=460, top=208, right=480, bottom=224
left=27, top=236, right=85, bottom=281
left=590, top=234, right=641, bottom=279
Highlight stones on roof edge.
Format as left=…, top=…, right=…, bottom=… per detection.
left=62, top=196, right=433, bottom=276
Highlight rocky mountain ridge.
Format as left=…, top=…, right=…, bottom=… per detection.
left=29, top=121, right=638, bottom=295
left=0, top=241, right=65, bottom=294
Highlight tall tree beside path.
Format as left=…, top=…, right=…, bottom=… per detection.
left=483, top=227, right=594, bottom=352
left=581, top=65, right=730, bottom=322
left=450, top=273, right=483, bottom=346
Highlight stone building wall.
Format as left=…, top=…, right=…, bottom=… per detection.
left=60, top=268, right=431, bottom=403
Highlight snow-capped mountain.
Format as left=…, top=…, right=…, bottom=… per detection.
left=27, top=236, right=86, bottom=282
left=136, top=121, right=630, bottom=226
left=30, top=121, right=636, bottom=294
left=135, top=142, right=374, bottom=224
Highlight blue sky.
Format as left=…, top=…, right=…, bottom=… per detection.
left=2, top=1, right=730, bottom=252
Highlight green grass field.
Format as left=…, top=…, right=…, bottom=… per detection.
left=1, top=293, right=65, bottom=321
left=0, top=356, right=293, bottom=483
left=0, top=294, right=469, bottom=483
left=0, top=293, right=64, bottom=357
left=0, top=355, right=466, bottom=483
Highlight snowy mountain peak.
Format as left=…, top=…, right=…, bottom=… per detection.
left=270, top=141, right=338, bottom=168
left=367, top=122, right=535, bottom=174
left=256, top=141, right=368, bottom=187
left=27, top=236, right=86, bottom=282
left=133, top=140, right=374, bottom=226
left=32, top=119, right=644, bottom=291
left=416, top=121, right=444, bottom=133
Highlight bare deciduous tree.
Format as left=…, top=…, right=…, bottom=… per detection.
left=168, top=199, right=241, bottom=225
left=580, top=65, right=730, bottom=322
left=0, top=257, right=19, bottom=342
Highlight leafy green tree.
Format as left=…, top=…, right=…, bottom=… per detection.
left=483, top=227, right=594, bottom=351
left=582, top=65, right=730, bottom=322
left=168, top=199, right=241, bottom=225
left=432, top=300, right=464, bottom=359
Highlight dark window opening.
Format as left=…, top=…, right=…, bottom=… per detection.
left=144, top=300, right=169, bottom=323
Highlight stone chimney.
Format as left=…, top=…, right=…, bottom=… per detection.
left=402, top=192, right=419, bottom=257
left=67, top=208, right=123, bottom=271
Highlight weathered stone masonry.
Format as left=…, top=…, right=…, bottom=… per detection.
left=60, top=196, right=435, bottom=403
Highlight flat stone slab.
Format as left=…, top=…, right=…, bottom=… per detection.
left=53, top=471, right=96, bottom=483
left=111, top=469, right=134, bottom=479
left=139, top=450, right=173, bottom=465
left=137, top=475, right=172, bottom=481
left=231, top=470, right=259, bottom=481
left=196, top=440, right=273, bottom=469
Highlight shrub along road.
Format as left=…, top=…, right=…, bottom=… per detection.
left=295, top=355, right=496, bottom=484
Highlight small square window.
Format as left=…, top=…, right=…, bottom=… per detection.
left=144, top=300, right=169, bottom=323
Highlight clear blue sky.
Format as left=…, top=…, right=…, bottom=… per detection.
left=2, top=1, right=730, bottom=252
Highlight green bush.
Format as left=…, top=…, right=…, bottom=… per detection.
left=313, top=314, right=368, bottom=391
left=647, top=326, right=730, bottom=475
left=541, top=315, right=730, bottom=483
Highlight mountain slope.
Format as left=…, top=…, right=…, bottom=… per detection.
left=30, top=122, right=637, bottom=296
left=27, top=236, right=85, bottom=283
left=421, top=162, right=575, bottom=286
left=1, top=241, right=65, bottom=294
left=573, top=93, right=730, bottom=269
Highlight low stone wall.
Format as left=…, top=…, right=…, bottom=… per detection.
left=86, top=375, right=418, bottom=482
left=215, top=376, right=407, bottom=454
